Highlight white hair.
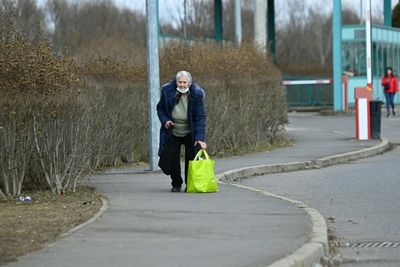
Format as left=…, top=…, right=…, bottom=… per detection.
left=176, top=70, right=192, bottom=84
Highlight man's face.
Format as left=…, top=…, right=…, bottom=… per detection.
left=177, top=76, right=189, bottom=89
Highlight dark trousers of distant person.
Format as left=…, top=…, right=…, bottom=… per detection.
left=384, top=92, right=396, bottom=115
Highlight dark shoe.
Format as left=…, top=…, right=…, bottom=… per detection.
left=171, top=186, right=181, bottom=192
left=387, top=113, right=390, bottom=117
left=393, top=110, right=396, bottom=116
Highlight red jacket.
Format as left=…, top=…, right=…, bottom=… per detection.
left=381, top=75, right=399, bottom=93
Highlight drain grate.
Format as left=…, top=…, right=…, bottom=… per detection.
left=343, top=242, right=400, bottom=248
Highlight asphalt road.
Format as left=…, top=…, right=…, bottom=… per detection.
left=241, top=114, right=400, bottom=267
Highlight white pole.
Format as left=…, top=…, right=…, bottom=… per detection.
left=146, top=0, right=161, bottom=170
left=234, top=0, right=242, bottom=45
left=254, top=0, right=267, bottom=48
left=183, top=0, right=187, bottom=40
left=366, top=0, right=373, bottom=87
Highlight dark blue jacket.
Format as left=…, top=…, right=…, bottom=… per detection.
left=156, top=80, right=206, bottom=156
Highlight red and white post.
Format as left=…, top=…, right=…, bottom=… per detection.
left=355, top=87, right=373, bottom=140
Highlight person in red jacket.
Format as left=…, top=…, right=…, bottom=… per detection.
left=381, top=66, right=399, bottom=117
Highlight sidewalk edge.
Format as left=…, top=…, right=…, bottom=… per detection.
left=219, top=139, right=390, bottom=183
left=216, top=139, right=391, bottom=267
left=315, top=138, right=390, bottom=168
left=59, top=197, right=109, bottom=239
left=216, top=179, right=328, bottom=267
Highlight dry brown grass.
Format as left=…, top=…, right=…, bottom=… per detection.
left=0, top=186, right=102, bottom=265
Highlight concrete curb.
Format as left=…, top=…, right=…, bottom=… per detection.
left=59, top=197, right=109, bottom=239
left=219, top=139, right=390, bottom=183
left=216, top=139, right=391, bottom=267
left=220, top=182, right=328, bottom=267
left=314, top=138, right=390, bottom=168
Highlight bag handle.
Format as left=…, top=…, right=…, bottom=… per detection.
left=194, top=149, right=210, bottom=160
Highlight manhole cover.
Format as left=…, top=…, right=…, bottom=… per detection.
left=343, top=242, right=400, bottom=248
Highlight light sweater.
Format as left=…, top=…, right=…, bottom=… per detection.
left=172, top=94, right=191, bottom=137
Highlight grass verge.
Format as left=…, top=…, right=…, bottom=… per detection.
left=0, top=186, right=103, bottom=265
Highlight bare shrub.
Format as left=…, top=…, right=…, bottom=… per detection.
left=0, top=99, right=33, bottom=197
left=0, top=21, right=81, bottom=197
left=80, top=42, right=287, bottom=159
left=1, top=30, right=286, bottom=198
left=81, top=79, right=148, bottom=167
left=158, top=43, right=287, bottom=154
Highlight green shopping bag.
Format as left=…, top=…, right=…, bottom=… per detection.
left=187, top=149, right=218, bottom=193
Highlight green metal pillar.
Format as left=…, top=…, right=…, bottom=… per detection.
left=333, top=0, right=342, bottom=111
left=384, top=0, right=392, bottom=27
left=215, top=0, right=223, bottom=42
left=267, top=0, right=275, bottom=54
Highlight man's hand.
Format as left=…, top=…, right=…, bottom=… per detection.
left=195, top=141, right=207, bottom=149
left=164, top=121, right=174, bottom=129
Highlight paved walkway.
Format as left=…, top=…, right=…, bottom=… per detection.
left=6, top=113, right=392, bottom=267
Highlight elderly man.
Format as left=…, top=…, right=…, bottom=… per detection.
left=156, top=70, right=207, bottom=192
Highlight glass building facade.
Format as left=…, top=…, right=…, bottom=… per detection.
left=342, top=24, right=400, bottom=104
